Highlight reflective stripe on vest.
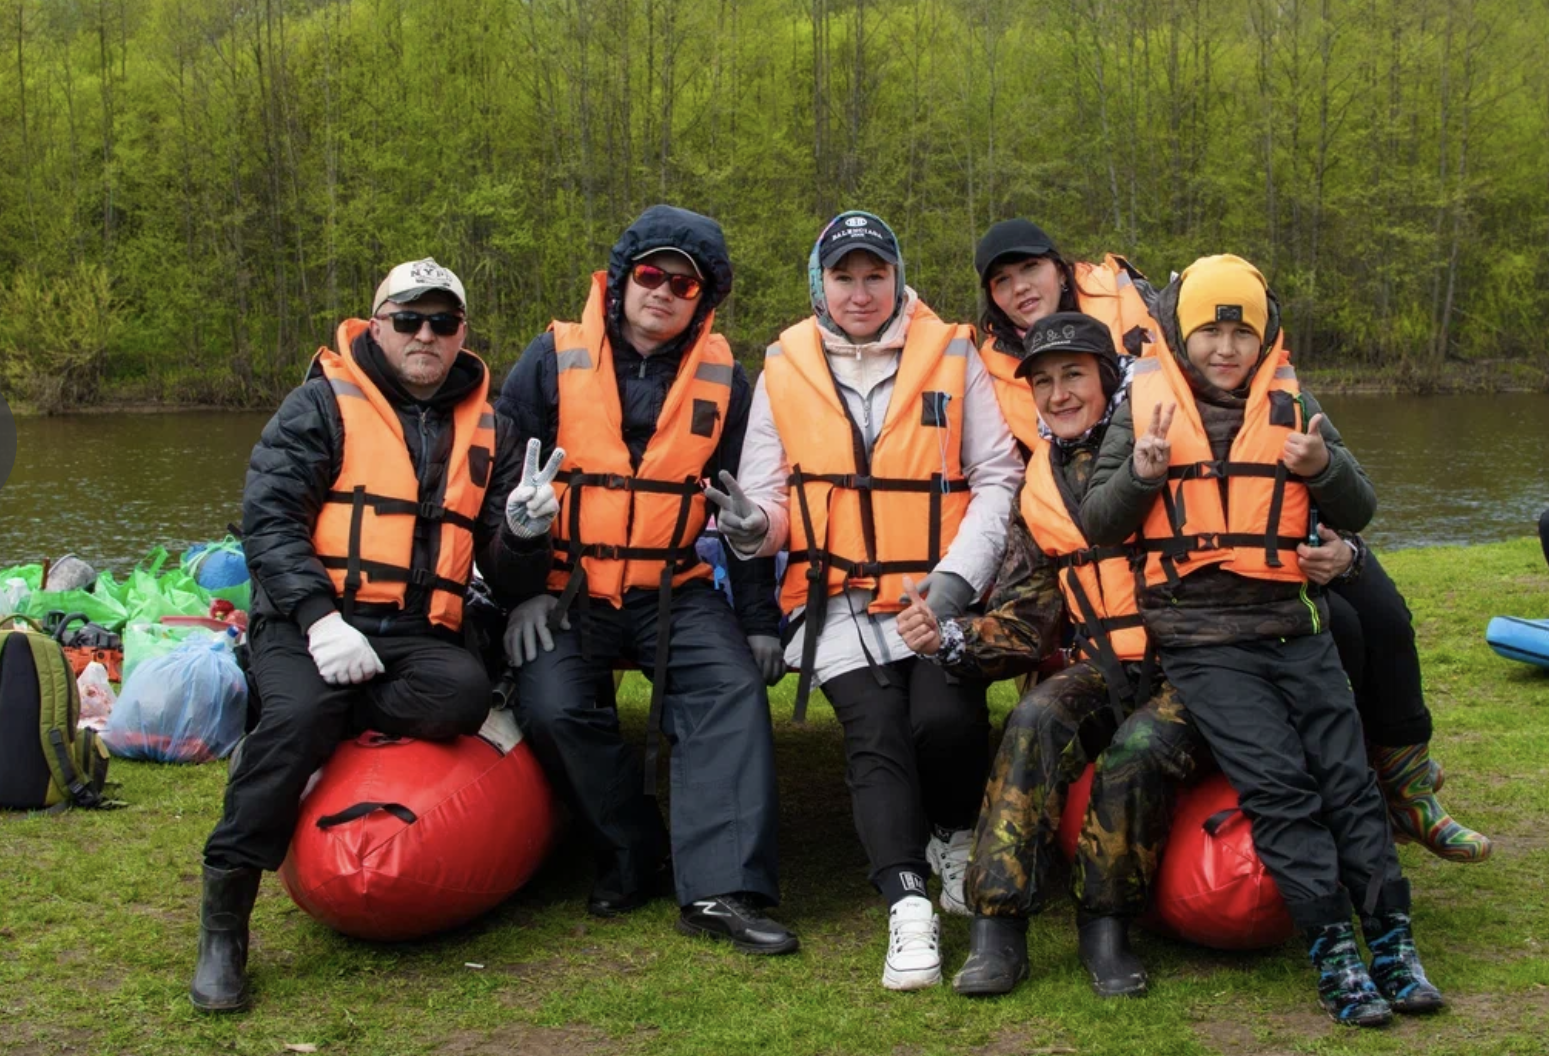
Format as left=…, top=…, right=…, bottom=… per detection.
left=313, top=319, right=493, bottom=632
left=1128, top=340, right=1311, bottom=586
left=764, top=305, right=973, bottom=620
left=547, top=272, right=727, bottom=607
left=1021, top=439, right=1148, bottom=664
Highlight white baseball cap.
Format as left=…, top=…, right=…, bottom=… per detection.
left=372, top=258, right=467, bottom=315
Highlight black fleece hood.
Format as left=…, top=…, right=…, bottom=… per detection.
left=605, top=204, right=734, bottom=350
left=1153, top=275, right=1284, bottom=398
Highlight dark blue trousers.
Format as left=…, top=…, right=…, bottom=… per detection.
left=514, top=582, right=780, bottom=907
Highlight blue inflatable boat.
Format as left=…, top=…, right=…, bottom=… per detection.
left=1485, top=617, right=1549, bottom=670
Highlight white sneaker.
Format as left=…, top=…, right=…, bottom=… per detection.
left=927, top=829, right=973, bottom=918
left=882, top=895, right=942, bottom=991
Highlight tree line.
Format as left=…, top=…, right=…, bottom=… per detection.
left=0, top=0, right=1543, bottom=411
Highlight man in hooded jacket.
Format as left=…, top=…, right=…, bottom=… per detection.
left=495, top=205, right=795, bottom=954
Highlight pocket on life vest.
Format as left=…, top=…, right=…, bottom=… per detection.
left=920, top=391, right=950, bottom=428
left=468, top=445, right=491, bottom=487
left=691, top=399, right=720, bottom=438
left=1267, top=391, right=1297, bottom=429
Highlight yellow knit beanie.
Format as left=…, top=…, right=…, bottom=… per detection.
left=1177, top=254, right=1268, bottom=341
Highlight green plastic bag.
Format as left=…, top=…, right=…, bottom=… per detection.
left=0, top=564, right=45, bottom=590
left=123, top=621, right=217, bottom=683
left=181, top=537, right=251, bottom=611
left=22, top=582, right=129, bottom=630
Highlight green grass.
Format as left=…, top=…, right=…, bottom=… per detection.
left=3, top=538, right=1547, bottom=1056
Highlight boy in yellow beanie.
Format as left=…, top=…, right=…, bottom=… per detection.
left=1080, top=255, right=1442, bottom=1027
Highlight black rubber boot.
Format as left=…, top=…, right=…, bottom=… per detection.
left=952, top=916, right=1029, bottom=996
left=1077, top=914, right=1147, bottom=997
left=1360, top=909, right=1444, bottom=1014
left=1305, top=921, right=1392, bottom=1027
left=190, top=864, right=262, bottom=1012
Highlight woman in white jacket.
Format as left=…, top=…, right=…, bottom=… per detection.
left=707, top=211, right=1021, bottom=990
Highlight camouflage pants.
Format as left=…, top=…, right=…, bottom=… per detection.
left=965, top=660, right=1214, bottom=919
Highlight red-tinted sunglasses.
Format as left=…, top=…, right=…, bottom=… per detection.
left=631, top=263, right=703, bottom=301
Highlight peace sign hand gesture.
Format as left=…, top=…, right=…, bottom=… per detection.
left=1133, top=402, right=1175, bottom=481
left=1282, top=412, right=1331, bottom=477
left=505, top=438, right=567, bottom=539
left=703, top=470, right=770, bottom=551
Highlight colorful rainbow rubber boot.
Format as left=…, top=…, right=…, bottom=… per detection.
left=1370, top=743, right=1492, bottom=863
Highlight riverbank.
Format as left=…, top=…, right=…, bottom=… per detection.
left=2, top=538, right=1546, bottom=1056
left=6, top=357, right=1547, bottom=416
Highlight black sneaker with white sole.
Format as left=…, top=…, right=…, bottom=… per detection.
left=677, top=894, right=799, bottom=955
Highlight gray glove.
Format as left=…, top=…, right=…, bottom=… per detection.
left=504, top=594, right=571, bottom=667
left=747, top=634, right=786, bottom=686
left=505, top=438, right=567, bottom=539
left=905, top=571, right=976, bottom=621
left=703, top=470, right=770, bottom=553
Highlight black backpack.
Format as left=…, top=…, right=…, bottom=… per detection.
left=0, top=615, right=114, bottom=811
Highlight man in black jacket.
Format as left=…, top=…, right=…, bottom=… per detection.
left=497, top=205, right=795, bottom=954
left=192, top=259, right=551, bottom=1012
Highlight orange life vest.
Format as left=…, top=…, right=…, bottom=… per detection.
left=1127, top=340, right=1312, bottom=588
left=763, top=304, right=975, bottom=718
left=547, top=272, right=729, bottom=607
left=313, top=319, right=494, bottom=632
left=983, top=255, right=1160, bottom=450
left=765, top=306, right=974, bottom=616
left=1021, top=439, right=1147, bottom=664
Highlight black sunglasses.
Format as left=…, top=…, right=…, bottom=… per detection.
left=375, top=310, right=464, bottom=336
left=631, top=263, right=703, bottom=301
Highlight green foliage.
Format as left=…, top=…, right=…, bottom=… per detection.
left=0, top=0, right=1544, bottom=405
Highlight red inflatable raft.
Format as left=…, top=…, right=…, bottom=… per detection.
left=279, top=709, right=555, bottom=941
left=1060, top=767, right=1295, bottom=950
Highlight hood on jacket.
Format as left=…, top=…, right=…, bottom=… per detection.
left=1153, top=274, right=1284, bottom=399
left=605, top=204, right=733, bottom=354
left=807, top=210, right=908, bottom=339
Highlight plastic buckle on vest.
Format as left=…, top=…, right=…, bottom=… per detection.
left=602, top=474, right=630, bottom=490
left=418, top=501, right=444, bottom=521
left=1194, top=533, right=1221, bottom=551
left=1066, top=550, right=1095, bottom=569
left=590, top=544, right=624, bottom=560
left=409, top=568, right=434, bottom=586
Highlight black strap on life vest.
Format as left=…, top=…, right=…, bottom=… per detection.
left=641, top=476, right=700, bottom=796
left=1146, top=458, right=1301, bottom=573
left=322, top=484, right=473, bottom=620
left=1055, top=547, right=1148, bottom=724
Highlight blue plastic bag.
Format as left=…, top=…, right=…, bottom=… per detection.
left=103, top=631, right=247, bottom=763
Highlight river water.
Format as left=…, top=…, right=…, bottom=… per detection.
left=0, top=395, right=1545, bottom=571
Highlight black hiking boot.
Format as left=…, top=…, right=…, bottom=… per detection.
left=190, top=864, right=262, bottom=1012
left=1077, top=914, right=1147, bottom=997
left=1360, top=909, right=1444, bottom=1014
left=1305, top=921, right=1393, bottom=1027
left=676, top=894, right=799, bottom=955
left=952, top=915, right=1029, bottom=996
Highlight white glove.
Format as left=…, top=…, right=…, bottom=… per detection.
left=703, top=470, right=770, bottom=552
left=505, top=594, right=571, bottom=667
left=505, top=438, right=567, bottom=539
left=306, top=612, right=385, bottom=685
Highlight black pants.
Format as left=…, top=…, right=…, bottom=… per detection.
left=204, top=616, right=491, bottom=871
left=822, top=658, right=990, bottom=889
left=1159, top=634, right=1407, bottom=930
left=513, top=582, right=780, bottom=907
left=1327, top=552, right=1431, bottom=747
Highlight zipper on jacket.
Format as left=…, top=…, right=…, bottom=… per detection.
left=1299, top=581, right=1321, bottom=634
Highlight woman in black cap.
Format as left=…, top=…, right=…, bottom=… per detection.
left=973, top=222, right=1490, bottom=867
left=897, top=309, right=1201, bottom=999
left=708, top=210, right=1022, bottom=991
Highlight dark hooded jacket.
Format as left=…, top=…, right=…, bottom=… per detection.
left=1079, top=279, right=1376, bottom=648
left=243, top=330, right=550, bottom=639
left=495, top=205, right=779, bottom=638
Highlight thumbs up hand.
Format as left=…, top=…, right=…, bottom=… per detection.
left=896, top=575, right=943, bottom=656
left=1282, top=412, right=1331, bottom=476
